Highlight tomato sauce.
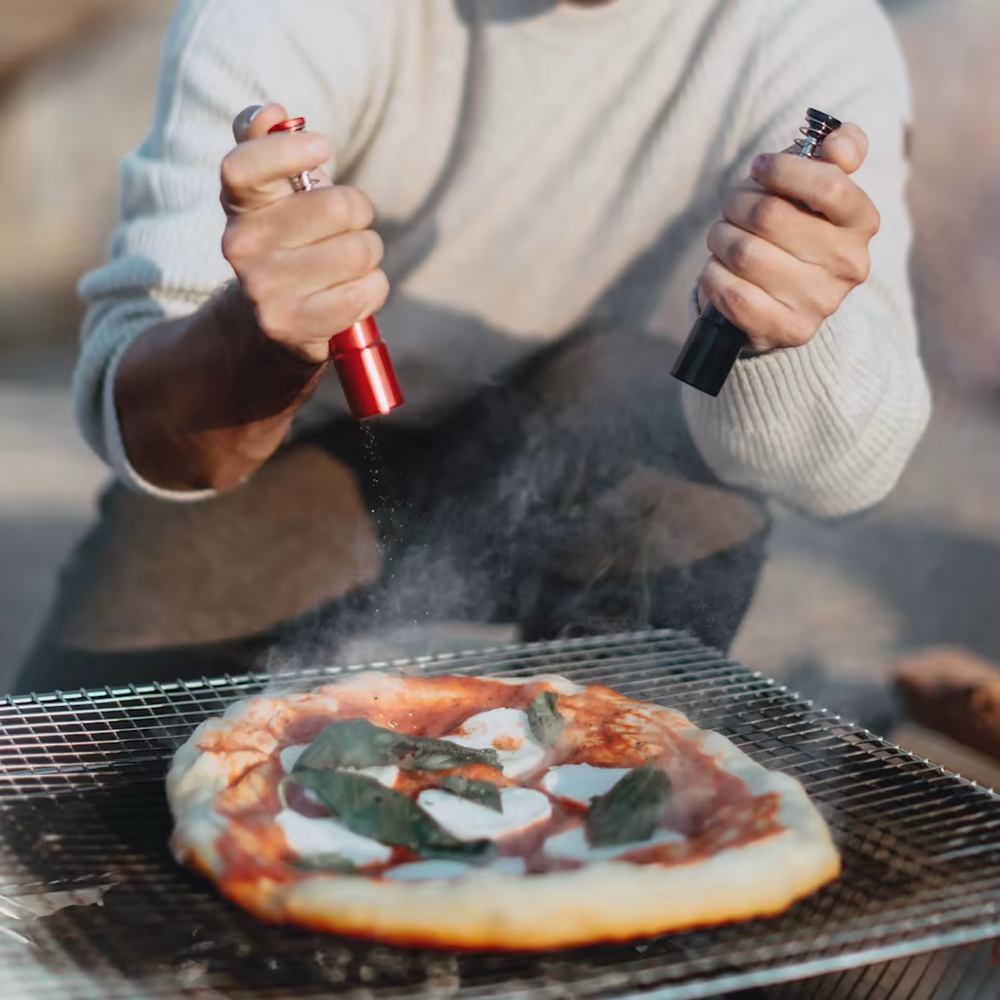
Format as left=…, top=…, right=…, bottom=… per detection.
left=275, top=676, right=542, bottom=746
left=204, top=676, right=784, bottom=880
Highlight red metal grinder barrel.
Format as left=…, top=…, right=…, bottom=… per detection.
left=329, top=316, right=404, bottom=419
left=268, top=116, right=404, bottom=419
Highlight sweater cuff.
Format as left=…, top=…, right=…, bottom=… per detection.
left=680, top=300, right=931, bottom=519
left=102, top=338, right=217, bottom=503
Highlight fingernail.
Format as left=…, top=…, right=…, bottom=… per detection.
left=246, top=105, right=263, bottom=125
left=751, top=154, right=767, bottom=176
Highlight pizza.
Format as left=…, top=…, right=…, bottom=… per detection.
left=166, top=672, right=840, bottom=950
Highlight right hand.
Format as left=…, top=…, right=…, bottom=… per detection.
left=220, top=103, right=389, bottom=364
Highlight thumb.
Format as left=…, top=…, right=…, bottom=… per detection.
left=232, top=103, right=291, bottom=144
left=817, top=122, right=868, bottom=176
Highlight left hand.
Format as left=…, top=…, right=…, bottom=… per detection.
left=698, top=123, right=880, bottom=353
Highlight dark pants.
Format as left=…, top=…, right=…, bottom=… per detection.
left=14, top=328, right=770, bottom=694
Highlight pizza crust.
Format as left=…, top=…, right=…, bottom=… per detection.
left=167, top=672, right=840, bottom=950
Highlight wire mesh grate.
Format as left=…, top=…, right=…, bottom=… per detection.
left=0, top=630, right=999, bottom=999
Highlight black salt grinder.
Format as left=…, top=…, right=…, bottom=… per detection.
left=670, top=108, right=842, bottom=397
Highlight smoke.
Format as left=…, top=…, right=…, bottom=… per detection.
left=256, top=325, right=775, bottom=689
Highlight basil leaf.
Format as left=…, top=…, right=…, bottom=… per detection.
left=291, top=768, right=497, bottom=862
left=527, top=691, right=564, bottom=747
left=439, top=775, right=503, bottom=813
left=585, top=765, right=673, bottom=848
left=289, top=853, right=358, bottom=874
left=293, top=719, right=398, bottom=771
left=293, top=718, right=501, bottom=774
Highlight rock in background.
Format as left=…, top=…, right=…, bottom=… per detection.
left=2, top=0, right=1000, bottom=701
left=891, top=0, right=1000, bottom=394
left=0, top=0, right=174, bottom=351
left=0, top=0, right=997, bottom=387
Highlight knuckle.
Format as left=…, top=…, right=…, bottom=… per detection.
left=220, top=227, right=239, bottom=263
left=815, top=286, right=843, bottom=319
left=867, top=205, right=881, bottom=238
left=706, top=220, right=726, bottom=255
left=748, top=196, right=780, bottom=236
left=322, top=187, right=353, bottom=232
left=729, top=235, right=757, bottom=275
left=340, top=232, right=378, bottom=276
left=340, top=269, right=390, bottom=320
left=803, top=275, right=842, bottom=318
left=366, top=230, right=386, bottom=269
left=795, top=316, right=820, bottom=346
left=222, top=222, right=258, bottom=266
left=219, top=151, right=248, bottom=195
left=821, top=172, right=848, bottom=206
left=324, top=186, right=375, bottom=233
left=699, top=261, right=722, bottom=301
left=333, top=234, right=360, bottom=275
left=836, top=246, right=871, bottom=285
left=718, top=282, right=751, bottom=321
left=696, top=274, right=713, bottom=311
left=340, top=186, right=375, bottom=231
left=781, top=315, right=816, bottom=349
left=240, top=269, right=274, bottom=312
left=254, top=300, right=291, bottom=341
left=370, top=268, right=390, bottom=310
left=354, top=189, right=376, bottom=230
left=338, top=277, right=371, bottom=319
left=720, top=188, right=741, bottom=224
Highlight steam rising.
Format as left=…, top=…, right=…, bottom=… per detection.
left=259, top=327, right=771, bottom=687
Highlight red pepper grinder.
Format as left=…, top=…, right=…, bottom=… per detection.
left=269, top=117, right=404, bottom=419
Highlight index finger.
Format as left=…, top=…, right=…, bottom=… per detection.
left=816, top=123, right=869, bottom=176
left=220, top=126, right=331, bottom=215
left=233, top=103, right=290, bottom=144
left=749, top=153, right=872, bottom=230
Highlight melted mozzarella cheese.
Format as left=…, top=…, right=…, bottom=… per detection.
left=445, top=709, right=546, bottom=778
left=544, top=825, right=685, bottom=864
left=383, top=860, right=470, bottom=882
left=540, top=764, right=632, bottom=806
left=383, top=856, right=528, bottom=882
left=278, top=745, right=399, bottom=789
left=279, top=744, right=308, bottom=772
left=418, top=787, right=552, bottom=841
left=489, top=856, right=527, bottom=876
left=275, top=809, right=392, bottom=866
left=356, top=766, right=400, bottom=788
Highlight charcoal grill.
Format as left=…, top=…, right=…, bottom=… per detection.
left=2, top=630, right=1000, bottom=1000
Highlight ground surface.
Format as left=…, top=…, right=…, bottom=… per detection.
left=3, top=0, right=1000, bottom=725
left=4, top=343, right=1000, bottom=732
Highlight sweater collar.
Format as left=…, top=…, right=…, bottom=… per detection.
left=484, top=0, right=655, bottom=32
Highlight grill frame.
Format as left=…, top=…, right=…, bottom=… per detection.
left=1, top=629, right=1000, bottom=1000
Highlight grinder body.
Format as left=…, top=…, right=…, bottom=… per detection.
left=269, top=117, right=404, bottom=419
left=329, top=317, right=404, bottom=419
left=671, top=109, right=843, bottom=397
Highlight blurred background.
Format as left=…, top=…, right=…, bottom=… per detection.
left=1, top=0, right=999, bottom=725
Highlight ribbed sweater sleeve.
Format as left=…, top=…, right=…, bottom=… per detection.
left=680, top=0, right=931, bottom=519
left=72, top=0, right=390, bottom=494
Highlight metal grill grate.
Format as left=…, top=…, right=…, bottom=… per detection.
left=1, top=630, right=1000, bottom=1000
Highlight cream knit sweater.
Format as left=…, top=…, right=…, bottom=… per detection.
left=75, top=0, right=930, bottom=518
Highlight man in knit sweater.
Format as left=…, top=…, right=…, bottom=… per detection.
left=17, top=0, right=930, bottom=691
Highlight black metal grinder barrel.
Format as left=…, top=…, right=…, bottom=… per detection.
left=671, top=108, right=843, bottom=397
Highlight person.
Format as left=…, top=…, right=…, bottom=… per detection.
left=15, top=0, right=930, bottom=693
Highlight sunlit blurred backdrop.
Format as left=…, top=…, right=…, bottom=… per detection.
left=1, top=0, right=998, bottom=715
